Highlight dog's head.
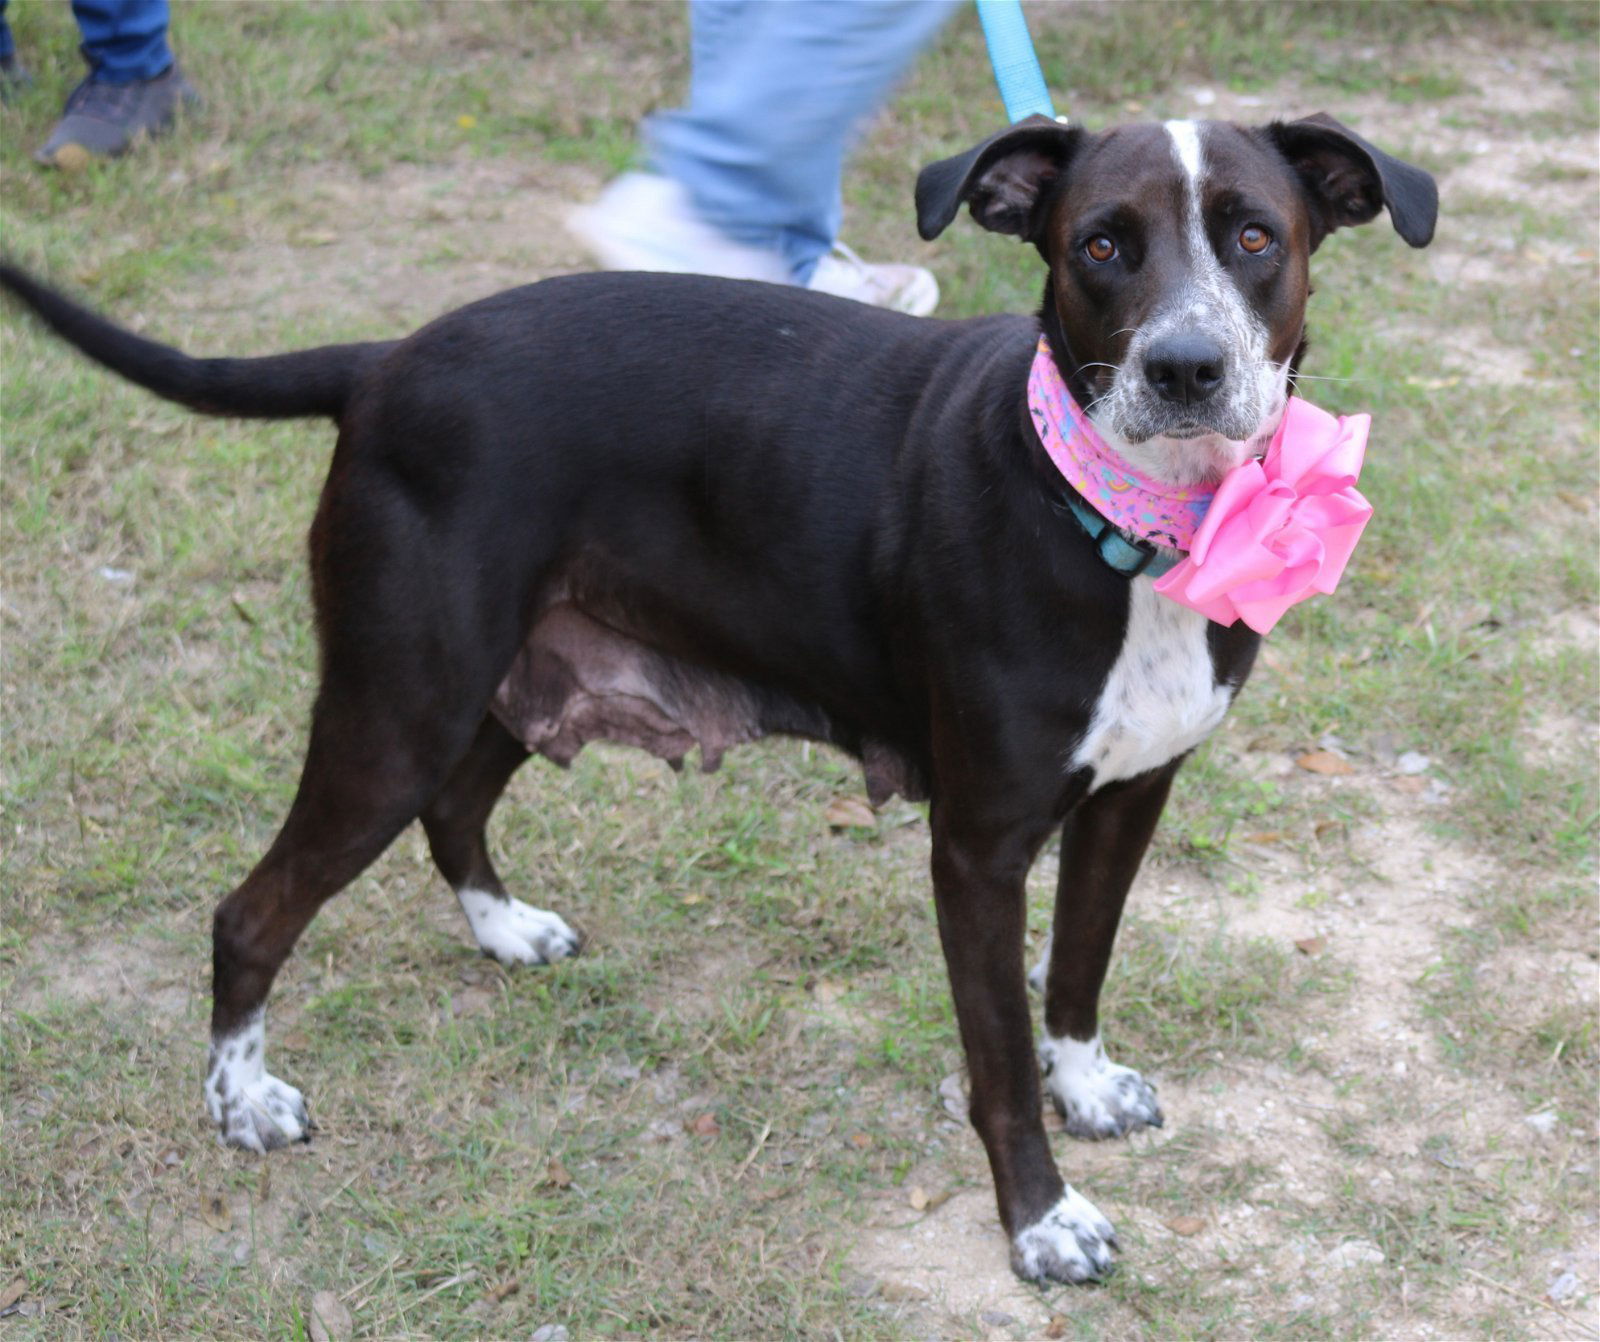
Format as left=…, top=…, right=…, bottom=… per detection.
left=916, top=115, right=1436, bottom=485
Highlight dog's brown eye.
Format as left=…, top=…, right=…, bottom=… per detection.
left=1239, top=225, right=1273, bottom=254
left=1084, top=235, right=1117, bottom=264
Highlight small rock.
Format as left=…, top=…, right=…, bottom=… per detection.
left=1326, top=1239, right=1385, bottom=1269
left=800, top=1112, right=832, bottom=1139
left=603, top=1058, right=642, bottom=1086
left=938, top=1072, right=968, bottom=1122
left=308, top=1291, right=352, bottom=1342
left=1548, top=1270, right=1580, bottom=1304
left=1524, top=1110, right=1559, bottom=1137
left=530, top=1326, right=569, bottom=1342
left=99, top=566, right=135, bottom=585
left=1370, top=733, right=1401, bottom=766
left=1395, top=751, right=1430, bottom=775
left=641, top=1117, right=680, bottom=1144
left=981, top=1309, right=1017, bottom=1326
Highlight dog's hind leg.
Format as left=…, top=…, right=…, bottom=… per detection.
left=204, top=470, right=545, bottom=1151
left=1037, top=764, right=1176, bottom=1141
left=205, top=725, right=464, bottom=1150
left=421, top=714, right=580, bottom=967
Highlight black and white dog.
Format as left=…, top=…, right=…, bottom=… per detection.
left=2, top=112, right=1434, bottom=1283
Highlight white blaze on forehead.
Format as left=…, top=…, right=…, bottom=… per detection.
left=1165, top=119, right=1210, bottom=268
left=1164, top=118, right=1205, bottom=185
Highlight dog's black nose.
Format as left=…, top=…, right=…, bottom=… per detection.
left=1143, top=334, right=1225, bottom=405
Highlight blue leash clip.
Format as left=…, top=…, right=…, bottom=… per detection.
left=975, top=0, right=1058, bottom=123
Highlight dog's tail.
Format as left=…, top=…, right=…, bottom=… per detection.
left=1, top=262, right=393, bottom=421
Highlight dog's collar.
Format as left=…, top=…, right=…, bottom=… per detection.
left=1027, top=335, right=1214, bottom=579
left=1048, top=488, right=1179, bottom=578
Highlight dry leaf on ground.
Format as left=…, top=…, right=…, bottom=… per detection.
left=825, top=796, right=876, bottom=829
left=198, top=1190, right=232, bottom=1233
left=1296, top=750, right=1355, bottom=776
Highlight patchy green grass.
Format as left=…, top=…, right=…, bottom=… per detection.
left=2, top=2, right=1596, bottom=1338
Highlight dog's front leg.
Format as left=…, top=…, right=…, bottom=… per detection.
left=1038, top=764, right=1178, bottom=1140
left=929, top=811, right=1117, bottom=1284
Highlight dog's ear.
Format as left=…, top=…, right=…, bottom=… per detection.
left=1267, top=113, right=1437, bottom=250
left=915, top=115, right=1083, bottom=242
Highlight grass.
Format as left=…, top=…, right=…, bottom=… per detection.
left=2, top=1, right=1597, bottom=1338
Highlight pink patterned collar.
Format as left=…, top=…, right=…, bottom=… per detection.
left=1026, top=335, right=1215, bottom=553
left=1027, top=333, right=1376, bottom=635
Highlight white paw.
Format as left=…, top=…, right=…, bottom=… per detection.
left=204, top=1014, right=310, bottom=1152
left=1028, top=932, right=1053, bottom=993
left=458, top=890, right=580, bottom=966
left=1040, top=1033, right=1163, bottom=1140
left=1011, top=1187, right=1118, bottom=1284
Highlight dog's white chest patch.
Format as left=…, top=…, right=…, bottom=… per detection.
left=1073, top=578, right=1232, bottom=789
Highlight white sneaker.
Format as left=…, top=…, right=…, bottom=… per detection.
left=567, top=173, right=940, bottom=316
left=807, top=242, right=939, bottom=317
left=565, top=172, right=790, bottom=283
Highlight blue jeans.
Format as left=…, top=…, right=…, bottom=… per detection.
left=0, top=0, right=173, bottom=82
left=646, top=0, right=959, bottom=283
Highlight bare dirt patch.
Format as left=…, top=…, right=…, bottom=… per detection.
left=174, top=155, right=605, bottom=338
left=8, top=929, right=200, bottom=1021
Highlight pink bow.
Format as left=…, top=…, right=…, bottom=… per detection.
left=1152, top=398, right=1373, bottom=635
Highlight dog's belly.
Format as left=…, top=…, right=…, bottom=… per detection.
left=1072, top=578, right=1233, bottom=789
left=490, top=602, right=927, bottom=803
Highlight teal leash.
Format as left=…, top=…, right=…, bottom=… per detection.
left=975, top=0, right=1058, bottom=123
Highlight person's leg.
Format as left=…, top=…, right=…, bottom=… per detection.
left=72, top=0, right=172, bottom=83
left=0, top=0, right=31, bottom=94
left=648, top=0, right=958, bottom=283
